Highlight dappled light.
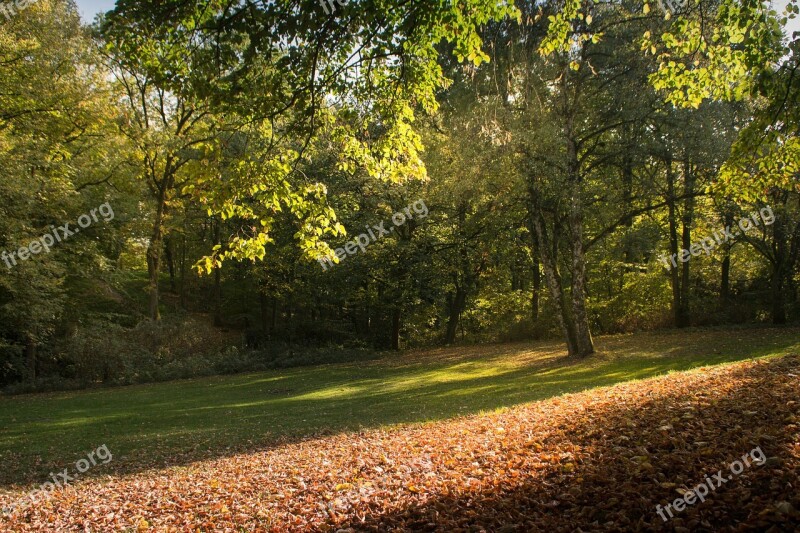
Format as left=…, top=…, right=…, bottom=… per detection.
left=1, top=327, right=798, bottom=492
left=2, top=351, right=797, bottom=530
left=2, top=0, right=799, bottom=529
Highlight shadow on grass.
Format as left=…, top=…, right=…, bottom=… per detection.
left=0, top=326, right=798, bottom=491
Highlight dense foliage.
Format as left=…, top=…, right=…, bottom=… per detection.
left=1, top=0, right=798, bottom=391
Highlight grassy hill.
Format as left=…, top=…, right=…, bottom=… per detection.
left=0, top=326, right=797, bottom=530
left=1, top=326, right=798, bottom=490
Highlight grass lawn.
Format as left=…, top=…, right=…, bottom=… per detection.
left=1, top=325, right=798, bottom=489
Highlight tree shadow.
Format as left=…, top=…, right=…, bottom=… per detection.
left=328, top=355, right=800, bottom=532
left=0, top=326, right=798, bottom=495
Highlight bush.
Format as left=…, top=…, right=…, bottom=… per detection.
left=591, top=268, right=673, bottom=333
left=1, top=314, right=384, bottom=394
left=0, top=342, right=25, bottom=388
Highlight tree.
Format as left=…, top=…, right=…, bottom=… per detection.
left=101, top=0, right=517, bottom=275
left=0, top=0, right=124, bottom=381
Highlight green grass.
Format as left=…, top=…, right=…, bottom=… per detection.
left=1, top=325, right=798, bottom=488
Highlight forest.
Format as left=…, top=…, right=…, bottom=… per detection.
left=1, top=0, right=798, bottom=392
left=0, top=1, right=799, bottom=530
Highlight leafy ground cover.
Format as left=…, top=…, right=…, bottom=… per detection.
left=0, top=327, right=798, bottom=530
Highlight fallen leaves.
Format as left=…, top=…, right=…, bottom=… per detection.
left=1, top=355, right=798, bottom=531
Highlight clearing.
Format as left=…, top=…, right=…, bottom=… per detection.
left=0, top=326, right=798, bottom=530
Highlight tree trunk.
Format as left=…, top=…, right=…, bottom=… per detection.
left=556, top=93, right=595, bottom=358
left=665, top=158, right=685, bottom=327
left=179, top=232, right=188, bottom=310
left=566, top=173, right=594, bottom=357
left=720, top=254, right=731, bottom=302
left=677, top=160, right=695, bottom=327
left=532, top=247, right=541, bottom=322
left=529, top=203, right=579, bottom=356
left=445, top=286, right=467, bottom=345
left=442, top=204, right=474, bottom=345
left=772, top=264, right=787, bottom=324
left=720, top=210, right=734, bottom=303
left=365, top=284, right=372, bottom=335
left=147, top=190, right=167, bottom=321
left=621, top=144, right=635, bottom=269
left=771, top=208, right=788, bottom=324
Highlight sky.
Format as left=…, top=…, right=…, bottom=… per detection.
left=74, top=0, right=115, bottom=22
left=74, top=0, right=800, bottom=38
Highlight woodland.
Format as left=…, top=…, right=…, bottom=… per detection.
left=1, top=1, right=799, bottom=530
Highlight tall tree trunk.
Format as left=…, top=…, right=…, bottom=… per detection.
left=532, top=246, right=541, bottom=322
left=561, top=122, right=594, bottom=358
left=772, top=264, right=787, bottom=324
left=665, top=158, right=684, bottom=327
left=720, top=254, right=731, bottom=302
left=621, top=145, right=635, bottom=269
left=445, top=285, right=467, bottom=345
left=771, top=208, right=788, bottom=324
left=720, top=210, right=734, bottom=303
left=147, top=189, right=167, bottom=321
left=677, top=160, right=695, bottom=327
left=179, top=232, right=188, bottom=310
left=442, top=204, right=474, bottom=345
left=566, top=175, right=594, bottom=357
left=365, top=282, right=372, bottom=335
left=529, top=201, right=579, bottom=356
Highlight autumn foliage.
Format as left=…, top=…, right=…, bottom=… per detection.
left=1, top=355, right=798, bottom=531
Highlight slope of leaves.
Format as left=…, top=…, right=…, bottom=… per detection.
left=1, top=355, right=798, bottom=532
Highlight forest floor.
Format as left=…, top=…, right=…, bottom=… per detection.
left=0, top=326, right=798, bottom=531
